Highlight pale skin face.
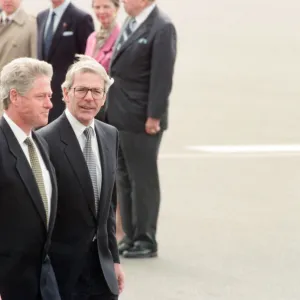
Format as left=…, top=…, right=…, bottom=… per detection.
left=0, top=0, right=21, bottom=15
left=6, top=75, right=53, bottom=135
left=63, top=72, right=106, bottom=126
left=93, top=0, right=118, bottom=29
left=50, top=0, right=65, bottom=9
left=122, top=0, right=150, bottom=17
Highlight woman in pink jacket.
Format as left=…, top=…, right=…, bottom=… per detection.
left=85, top=0, right=120, bottom=73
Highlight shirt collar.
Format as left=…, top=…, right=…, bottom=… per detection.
left=134, top=2, right=156, bottom=25
left=1, top=6, right=20, bottom=22
left=3, top=113, right=32, bottom=144
left=49, top=0, right=70, bottom=20
left=65, top=108, right=95, bottom=139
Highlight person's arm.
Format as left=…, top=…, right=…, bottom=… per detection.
left=147, top=22, right=177, bottom=120
left=76, top=14, right=95, bottom=54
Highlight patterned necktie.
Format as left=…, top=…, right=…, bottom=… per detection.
left=83, top=127, right=100, bottom=214
left=24, top=137, right=49, bottom=224
left=116, top=18, right=136, bottom=51
left=44, top=12, right=56, bottom=58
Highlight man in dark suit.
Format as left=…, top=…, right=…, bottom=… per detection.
left=38, top=55, right=124, bottom=300
left=37, top=0, right=94, bottom=122
left=106, top=0, right=177, bottom=258
left=0, top=58, right=60, bottom=300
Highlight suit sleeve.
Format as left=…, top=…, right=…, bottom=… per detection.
left=76, top=14, right=95, bottom=54
left=107, top=129, right=120, bottom=263
left=147, top=23, right=177, bottom=119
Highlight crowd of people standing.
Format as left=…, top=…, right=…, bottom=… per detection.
left=0, top=0, right=177, bottom=299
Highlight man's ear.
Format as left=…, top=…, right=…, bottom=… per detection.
left=9, top=89, right=18, bottom=105
left=100, top=94, right=107, bottom=107
left=62, top=87, right=69, bottom=103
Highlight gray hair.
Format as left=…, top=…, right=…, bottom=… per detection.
left=61, top=54, right=114, bottom=94
left=0, top=57, right=53, bottom=110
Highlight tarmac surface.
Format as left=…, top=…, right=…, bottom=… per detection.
left=23, top=0, right=300, bottom=299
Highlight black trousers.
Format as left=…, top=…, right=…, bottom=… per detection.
left=117, top=131, right=163, bottom=246
left=72, top=242, right=118, bottom=300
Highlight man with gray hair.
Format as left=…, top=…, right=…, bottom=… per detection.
left=107, top=0, right=177, bottom=258
left=38, top=55, right=125, bottom=300
left=0, top=57, right=60, bottom=299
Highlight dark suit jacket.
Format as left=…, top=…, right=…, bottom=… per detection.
left=0, top=117, right=60, bottom=300
left=37, top=3, right=94, bottom=122
left=106, top=6, right=177, bottom=132
left=38, top=114, right=119, bottom=298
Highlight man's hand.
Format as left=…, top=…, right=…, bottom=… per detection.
left=114, top=263, right=125, bottom=294
left=145, top=117, right=161, bottom=135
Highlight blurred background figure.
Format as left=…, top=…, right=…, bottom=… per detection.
left=0, top=0, right=37, bottom=117
left=0, top=0, right=37, bottom=73
left=106, top=0, right=177, bottom=259
left=85, top=0, right=120, bottom=73
left=37, top=0, right=94, bottom=123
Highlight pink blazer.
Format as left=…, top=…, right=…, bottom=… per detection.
left=85, top=25, right=120, bottom=72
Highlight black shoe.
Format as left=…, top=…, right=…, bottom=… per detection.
left=118, top=237, right=133, bottom=255
left=123, top=241, right=157, bottom=258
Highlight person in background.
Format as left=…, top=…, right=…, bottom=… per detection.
left=37, top=0, right=94, bottom=123
left=0, top=0, right=37, bottom=77
left=106, top=0, right=177, bottom=259
left=85, top=0, right=120, bottom=73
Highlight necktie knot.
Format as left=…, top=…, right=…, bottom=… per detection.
left=84, top=127, right=93, bottom=140
left=24, top=137, right=34, bottom=147
left=128, top=18, right=136, bottom=31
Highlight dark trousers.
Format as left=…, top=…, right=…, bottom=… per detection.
left=72, top=242, right=118, bottom=300
left=117, top=131, right=163, bottom=246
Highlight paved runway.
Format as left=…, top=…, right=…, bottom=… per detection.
left=23, top=0, right=300, bottom=299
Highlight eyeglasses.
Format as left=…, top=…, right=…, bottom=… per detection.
left=73, top=86, right=105, bottom=100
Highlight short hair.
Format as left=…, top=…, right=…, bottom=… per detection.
left=92, top=0, right=120, bottom=8
left=61, top=54, right=114, bottom=93
left=0, top=57, right=53, bottom=110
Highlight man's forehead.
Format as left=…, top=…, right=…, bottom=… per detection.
left=73, top=72, right=105, bottom=86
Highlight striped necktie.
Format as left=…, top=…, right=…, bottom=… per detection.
left=44, top=12, right=56, bottom=58
left=24, top=137, right=49, bottom=224
left=83, top=127, right=101, bottom=214
left=116, top=18, right=136, bottom=51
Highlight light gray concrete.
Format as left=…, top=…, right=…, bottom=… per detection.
left=22, top=0, right=300, bottom=299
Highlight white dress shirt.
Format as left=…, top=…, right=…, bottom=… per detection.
left=65, top=109, right=102, bottom=197
left=44, top=0, right=70, bottom=37
left=132, top=2, right=156, bottom=32
left=3, top=113, right=52, bottom=215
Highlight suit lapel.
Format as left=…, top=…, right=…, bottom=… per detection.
left=59, top=114, right=97, bottom=219
left=112, top=7, right=157, bottom=64
left=96, top=25, right=119, bottom=62
left=48, top=3, right=73, bottom=60
left=0, top=118, right=47, bottom=228
left=33, top=131, right=58, bottom=232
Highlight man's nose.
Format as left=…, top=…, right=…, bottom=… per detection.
left=84, top=90, right=94, bottom=100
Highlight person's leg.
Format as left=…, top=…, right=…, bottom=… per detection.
left=120, top=132, right=163, bottom=257
left=116, top=133, right=135, bottom=242
left=116, top=202, right=124, bottom=242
